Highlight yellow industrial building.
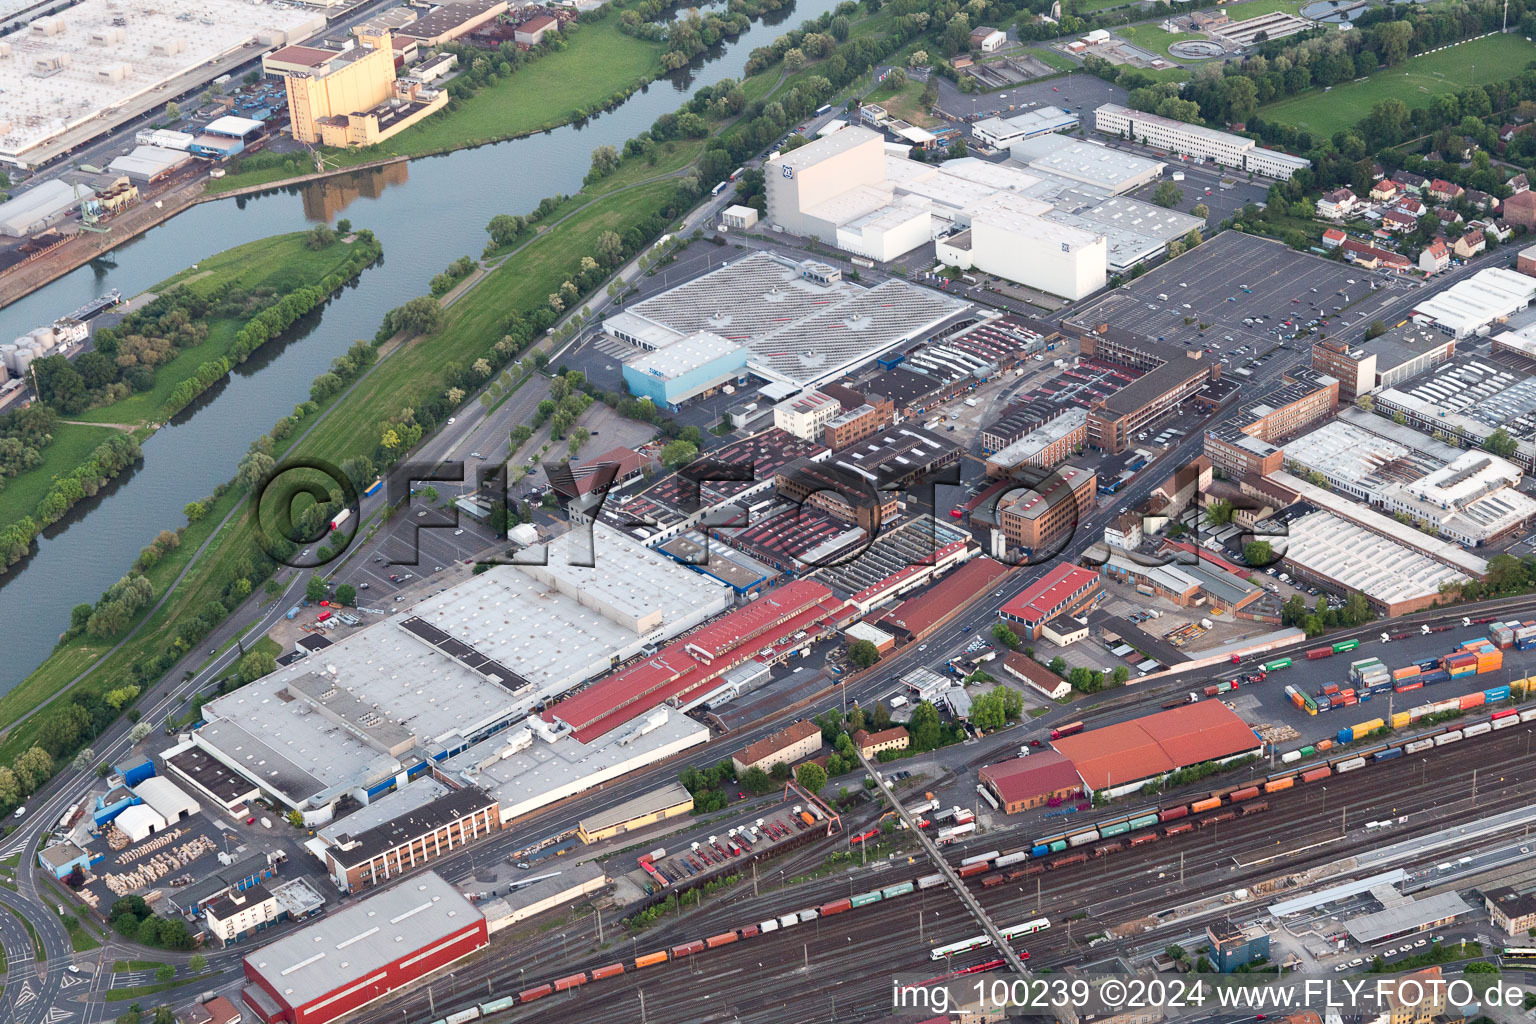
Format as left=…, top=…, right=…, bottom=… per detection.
left=575, top=783, right=694, bottom=844
left=264, top=31, right=446, bottom=149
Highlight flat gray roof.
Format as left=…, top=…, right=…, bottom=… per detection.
left=577, top=781, right=692, bottom=834
left=1344, top=891, right=1472, bottom=943
left=1269, top=869, right=1406, bottom=916
left=246, top=872, right=481, bottom=1008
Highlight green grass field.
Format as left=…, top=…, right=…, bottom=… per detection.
left=209, top=20, right=663, bottom=193
left=1259, top=33, right=1536, bottom=137
left=1117, top=23, right=1202, bottom=62
left=0, top=422, right=118, bottom=532
left=71, top=232, right=368, bottom=427
left=865, top=78, right=938, bottom=127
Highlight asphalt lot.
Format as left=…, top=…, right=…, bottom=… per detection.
left=932, top=67, right=1125, bottom=130
left=1065, top=230, right=1414, bottom=365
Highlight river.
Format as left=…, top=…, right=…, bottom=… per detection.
left=0, top=0, right=840, bottom=689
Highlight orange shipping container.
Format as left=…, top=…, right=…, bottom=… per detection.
left=1459, top=692, right=1486, bottom=710
left=1190, top=797, right=1222, bottom=813
left=1392, top=666, right=1420, bottom=680
left=1315, top=739, right=1334, bottom=752
left=1264, top=777, right=1295, bottom=793
left=635, top=951, right=669, bottom=969
left=706, top=932, right=740, bottom=948
left=1301, top=766, right=1332, bottom=782
left=592, top=964, right=626, bottom=980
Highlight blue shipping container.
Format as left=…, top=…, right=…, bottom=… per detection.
left=1422, top=670, right=1448, bottom=684
left=1484, top=685, right=1511, bottom=702
left=1373, top=747, right=1404, bottom=762
left=1336, top=728, right=1352, bottom=745
left=1031, top=844, right=1051, bottom=858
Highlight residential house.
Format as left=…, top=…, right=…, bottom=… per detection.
left=1465, top=188, right=1499, bottom=212
left=1509, top=172, right=1529, bottom=194
left=1317, top=187, right=1360, bottom=220
left=1453, top=229, right=1485, bottom=259
left=1397, top=196, right=1426, bottom=217
left=1342, top=239, right=1412, bottom=272
left=1321, top=227, right=1346, bottom=248
left=852, top=726, right=910, bottom=758
left=1391, top=170, right=1427, bottom=193
left=1482, top=219, right=1513, bottom=242
left=1381, top=209, right=1418, bottom=233
left=1428, top=178, right=1463, bottom=203
left=1369, top=162, right=1385, bottom=181
left=1434, top=207, right=1464, bottom=228
left=1419, top=237, right=1450, bottom=274
left=1369, top=180, right=1399, bottom=203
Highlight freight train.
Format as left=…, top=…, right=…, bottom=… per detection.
left=429, top=693, right=1536, bottom=1021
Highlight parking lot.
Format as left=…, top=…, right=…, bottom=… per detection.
left=1066, top=231, right=1415, bottom=368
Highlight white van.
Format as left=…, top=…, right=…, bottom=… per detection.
left=889, top=695, right=909, bottom=709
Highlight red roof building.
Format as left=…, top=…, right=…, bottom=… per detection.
left=1321, top=227, right=1346, bottom=248
left=545, top=580, right=846, bottom=741
left=1051, top=702, right=1262, bottom=795
left=882, top=556, right=1011, bottom=637
left=997, top=563, right=1103, bottom=638
left=978, top=752, right=1083, bottom=813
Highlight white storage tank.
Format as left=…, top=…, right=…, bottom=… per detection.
left=0, top=345, right=18, bottom=373
left=11, top=349, right=35, bottom=375
left=29, top=327, right=56, bottom=350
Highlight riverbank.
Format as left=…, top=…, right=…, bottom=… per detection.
left=0, top=177, right=205, bottom=313
left=0, top=230, right=382, bottom=570
left=0, top=0, right=894, bottom=782
left=208, top=15, right=666, bottom=195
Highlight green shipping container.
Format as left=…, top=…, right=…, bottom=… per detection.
left=1264, top=657, right=1293, bottom=671
left=851, top=891, right=883, bottom=908
left=882, top=882, right=915, bottom=899
left=1100, top=820, right=1131, bottom=837
left=1333, top=639, right=1360, bottom=653
left=1299, top=745, right=1315, bottom=756
left=1129, top=813, right=1160, bottom=830
left=1049, top=839, right=1068, bottom=853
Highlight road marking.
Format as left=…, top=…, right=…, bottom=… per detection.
left=59, top=972, right=88, bottom=989
left=45, top=1007, right=75, bottom=1023
left=14, top=979, right=38, bottom=1006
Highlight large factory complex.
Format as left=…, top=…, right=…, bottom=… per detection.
left=0, top=0, right=325, bottom=169
left=762, top=124, right=1205, bottom=300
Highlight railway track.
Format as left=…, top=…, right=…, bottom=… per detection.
left=355, top=722, right=1536, bottom=1024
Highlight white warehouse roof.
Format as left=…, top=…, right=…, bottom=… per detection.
left=0, top=179, right=89, bottom=235
left=1412, top=268, right=1536, bottom=337
left=627, top=331, right=746, bottom=381
left=204, top=115, right=266, bottom=138
left=133, top=775, right=200, bottom=823
left=1281, top=509, right=1470, bottom=606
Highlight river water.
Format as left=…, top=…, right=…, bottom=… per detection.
left=0, top=0, right=838, bottom=689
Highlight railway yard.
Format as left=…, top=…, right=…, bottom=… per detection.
left=330, top=648, right=1536, bottom=1024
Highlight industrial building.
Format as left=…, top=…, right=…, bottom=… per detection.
left=241, top=872, right=486, bottom=1024
left=603, top=251, right=965, bottom=389
left=1101, top=548, right=1262, bottom=613
left=991, top=462, right=1098, bottom=557
left=1283, top=414, right=1536, bottom=546
left=812, top=515, right=975, bottom=612
left=107, top=146, right=196, bottom=185
left=438, top=707, right=709, bottom=825
left=1373, top=353, right=1536, bottom=471
left=1202, top=369, right=1339, bottom=477
left=395, top=0, right=509, bottom=47
left=1007, top=133, right=1164, bottom=194
left=265, top=31, right=446, bottom=148
left=1092, top=104, right=1312, bottom=179
left=1087, top=351, right=1213, bottom=453
left=1207, top=920, right=1271, bottom=973
left=621, top=332, right=749, bottom=408
left=985, top=408, right=1088, bottom=475
left=576, top=782, right=694, bottom=844
left=603, top=428, right=829, bottom=547
left=1409, top=268, right=1536, bottom=339
left=1051, top=702, right=1263, bottom=798
left=765, top=126, right=1195, bottom=297
left=998, top=563, right=1104, bottom=639
left=1277, top=509, right=1472, bottom=615
left=970, top=105, right=1080, bottom=149
left=774, top=390, right=843, bottom=441
left=0, top=179, right=92, bottom=237
left=190, top=527, right=729, bottom=818
left=313, top=779, right=499, bottom=892
left=1311, top=327, right=1458, bottom=402
left=542, top=578, right=847, bottom=742
left=0, top=0, right=325, bottom=170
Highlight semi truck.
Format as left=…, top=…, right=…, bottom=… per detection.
left=329, top=508, right=351, bottom=532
